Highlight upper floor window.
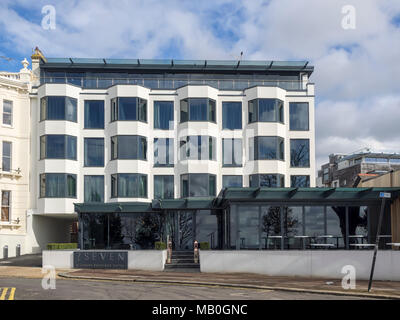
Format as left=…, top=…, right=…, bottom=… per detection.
left=180, top=98, right=216, bottom=123
left=290, top=139, right=310, bottom=167
left=222, top=138, right=242, bottom=167
left=222, top=175, right=243, bottom=188
left=222, top=102, right=242, bottom=130
left=289, top=102, right=309, bottom=131
left=2, top=141, right=11, bottom=172
left=111, top=135, right=147, bottom=160
left=249, top=136, right=284, bottom=161
left=154, top=138, right=174, bottom=167
left=1, top=191, right=11, bottom=222
left=154, top=101, right=174, bottom=130
left=248, top=98, right=283, bottom=124
left=111, top=173, right=147, bottom=198
left=84, top=100, right=104, bottom=129
left=180, top=136, right=216, bottom=161
left=40, top=173, right=77, bottom=198
left=40, top=96, right=77, bottom=122
left=291, top=175, right=310, bottom=187
left=40, top=135, right=77, bottom=160
left=110, top=97, right=147, bottom=122
left=84, top=175, right=104, bottom=202
left=3, top=100, right=12, bottom=126
left=84, top=138, right=104, bottom=167
left=154, top=175, right=174, bottom=199
left=249, top=174, right=285, bottom=188
left=181, top=173, right=216, bottom=197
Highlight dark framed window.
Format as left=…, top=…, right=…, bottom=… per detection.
left=1, top=191, right=10, bottom=222
left=290, top=139, right=310, bottom=167
left=154, top=175, right=174, bottom=199
left=249, top=174, right=285, bottom=187
left=40, top=96, right=77, bottom=122
left=3, top=100, right=12, bottom=126
left=289, top=102, right=309, bottom=131
left=181, top=173, right=216, bottom=197
left=84, top=100, right=104, bottom=129
left=2, top=141, right=11, bottom=172
left=40, top=173, right=76, bottom=198
left=84, top=138, right=104, bottom=167
left=248, top=98, right=284, bottom=124
left=110, top=97, right=147, bottom=122
left=111, top=135, right=147, bottom=160
left=222, top=175, right=243, bottom=188
left=250, top=136, right=284, bottom=160
left=180, top=136, right=216, bottom=161
left=84, top=175, right=104, bottom=202
left=222, top=102, right=242, bottom=130
left=180, top=98, right=216, bottom=123
left=154, top=101, right=174, bottom=130
left=111, top=173, right=147, bottom=198
left=40, top=135, right=77, bottom=160
left=222, top=138, right=242, bottom=167
left=154, top=138, right=174, bottom=167
left=290, top=175, right=310, bottom=187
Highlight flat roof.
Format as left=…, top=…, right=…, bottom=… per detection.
left=40, top=58, right=313, bottom=74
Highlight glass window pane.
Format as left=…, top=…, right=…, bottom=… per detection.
left=195, top=210, right=219, bottom=249
left=290, top=175, right=310, bottom=187
left=180, top=99, right=188, bottom=122
left=189, top=98, right=207, bottom=121
left=257, top=137, right=276, bottom=160
left=46, top=135, right=65, bottom=158
left=223, top=138, right=242, bottom=166
left=118, top=174, right=138, bottom=197
left=2, top=141, right=11, bottom=172
left=84, top=100, right=104, bottom=129
left=238, top=205, right=259, bottom=249
left=65, top=97, right=77, bottom=122
left=138, top=98, right=147, bottom=122
left=47, top=96, right=66, bottom=120
left=290, top=139, right=310, bottom=167
left=283, top=206, right=303, bottom=249
left=289, top=102, right=309, bottom=131
left=117, top=136, right=138, bottom=159
left=181, top=174, right=189, bottom=197
left=84, top=138, right=104, bottom=166
left=222, top=102, right=242, bottom=129
left=190, top=174, right=208, bottom=197
left=154, top=138, right=173, bottom=167
left=3, top=100, right=12, bottom=125
left=261, top=206, right=282, bottom=249
left=305, top=206, right=324, bottom=237
left=154, top=101, right=173, bottom=129
left=209, top=99, right=216, bottom=122
left=258, top=99, right=277, bottom=122
left=154, top=175, right=174, bottom=199
left=248, top=100, right=256, bottom=123
left=118, top=97, right=137, bottom=120
left=84, top=175, right=104, bottom=202
left=209, top=175, right=216, bottom=196
left=222, top=175, right=242, bottom=188
left=326, top=206, right=346, bottom=248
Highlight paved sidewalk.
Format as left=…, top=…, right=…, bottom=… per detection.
left=59, top=269, right=400, bottom=299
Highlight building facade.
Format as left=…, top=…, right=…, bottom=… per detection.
left=0, top=60, right=32, bottom=258
left=317, top=151, right=400, bottom=188
left=27, top=50, right=315, bottom=249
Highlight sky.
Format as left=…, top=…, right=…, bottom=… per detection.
left=0, top=0, right=400, bottom=170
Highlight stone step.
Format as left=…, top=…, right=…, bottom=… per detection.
left=165, top=263, right=200, bottom=269
left=163, top=268, right=200, bottom=273
left=171, top=258, right=196, bottom=263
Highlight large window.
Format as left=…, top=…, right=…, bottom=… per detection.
left=290, top=175, right=310, bottom=187
left=154, top=175, right=174, bottom=199
left=1, top=191, right=10, bottom=222
left=2, top=141, right=11, bottom=172
left=289, top=102, right=309, bottom=131
left=180, top=136, right=216, bottom=161
left=110, top=97, right=147, bottom=122
left=181, top=174, right=216, bottom=197
left=154, top=138, right=174, bottom=167
left=304, top=206, right=324, bottom=237
left=154, top=101, right=174, bottom=129
left=111, top=135, right=147, bottom=160
left=84, top=100, right=104, bottom=129
left=3, top=100, right=12, bottom=126
left=222, top=175, right=243, bottom=188
left=40, top=96, right=77, bottom=122
left=250, top=136, right=284, bottom=160
left=180, top=98, right=216, bottom=123
left=84, top=175, right=104, bottom=202
left=40, top=173, right=76, bottom=198
left=40, top=135, right=77, bottom=160
left=222, top=102, right=242, bottom=130
left=222, top=138, right=242, bottom=167
left=290, top=139, right=310, bottom=167
left=111, top=173, right=147, bottom=198
left=249, top=174, right=285, bottom=187
left=238, top=205, right=259, bottom=249
left=84, top=138, right=104, bottom=167
left=248, top=98, right=283, bottom=123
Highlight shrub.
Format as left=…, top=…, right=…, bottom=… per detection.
left=47, top=243, right=78, bottom=250
left=199, top=242, right=210, bottom=250
left=155, top=241, right=167, bottom=250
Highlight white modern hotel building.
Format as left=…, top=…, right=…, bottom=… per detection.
left=26, top=49, right=315, bottom=249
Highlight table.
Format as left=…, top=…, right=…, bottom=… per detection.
left=316, top=235, right=340, bottom=248
left=310, top=243, right=335, bottom=249
left=386, top=243, right=400, bottom=248
left=349, top=243, right=375, bottom=249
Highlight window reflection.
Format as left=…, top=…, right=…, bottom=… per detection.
left=261, top=206, right=282, bottom=249
left=238, top=205, right=259, bottom=249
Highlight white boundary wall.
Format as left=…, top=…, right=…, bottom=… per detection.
left=42, top=250, right=167, bottom=271
left=199, top=250, right=400, bottom=281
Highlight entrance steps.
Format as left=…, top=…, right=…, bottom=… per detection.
left=164, top=251, right=200, bottom=272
